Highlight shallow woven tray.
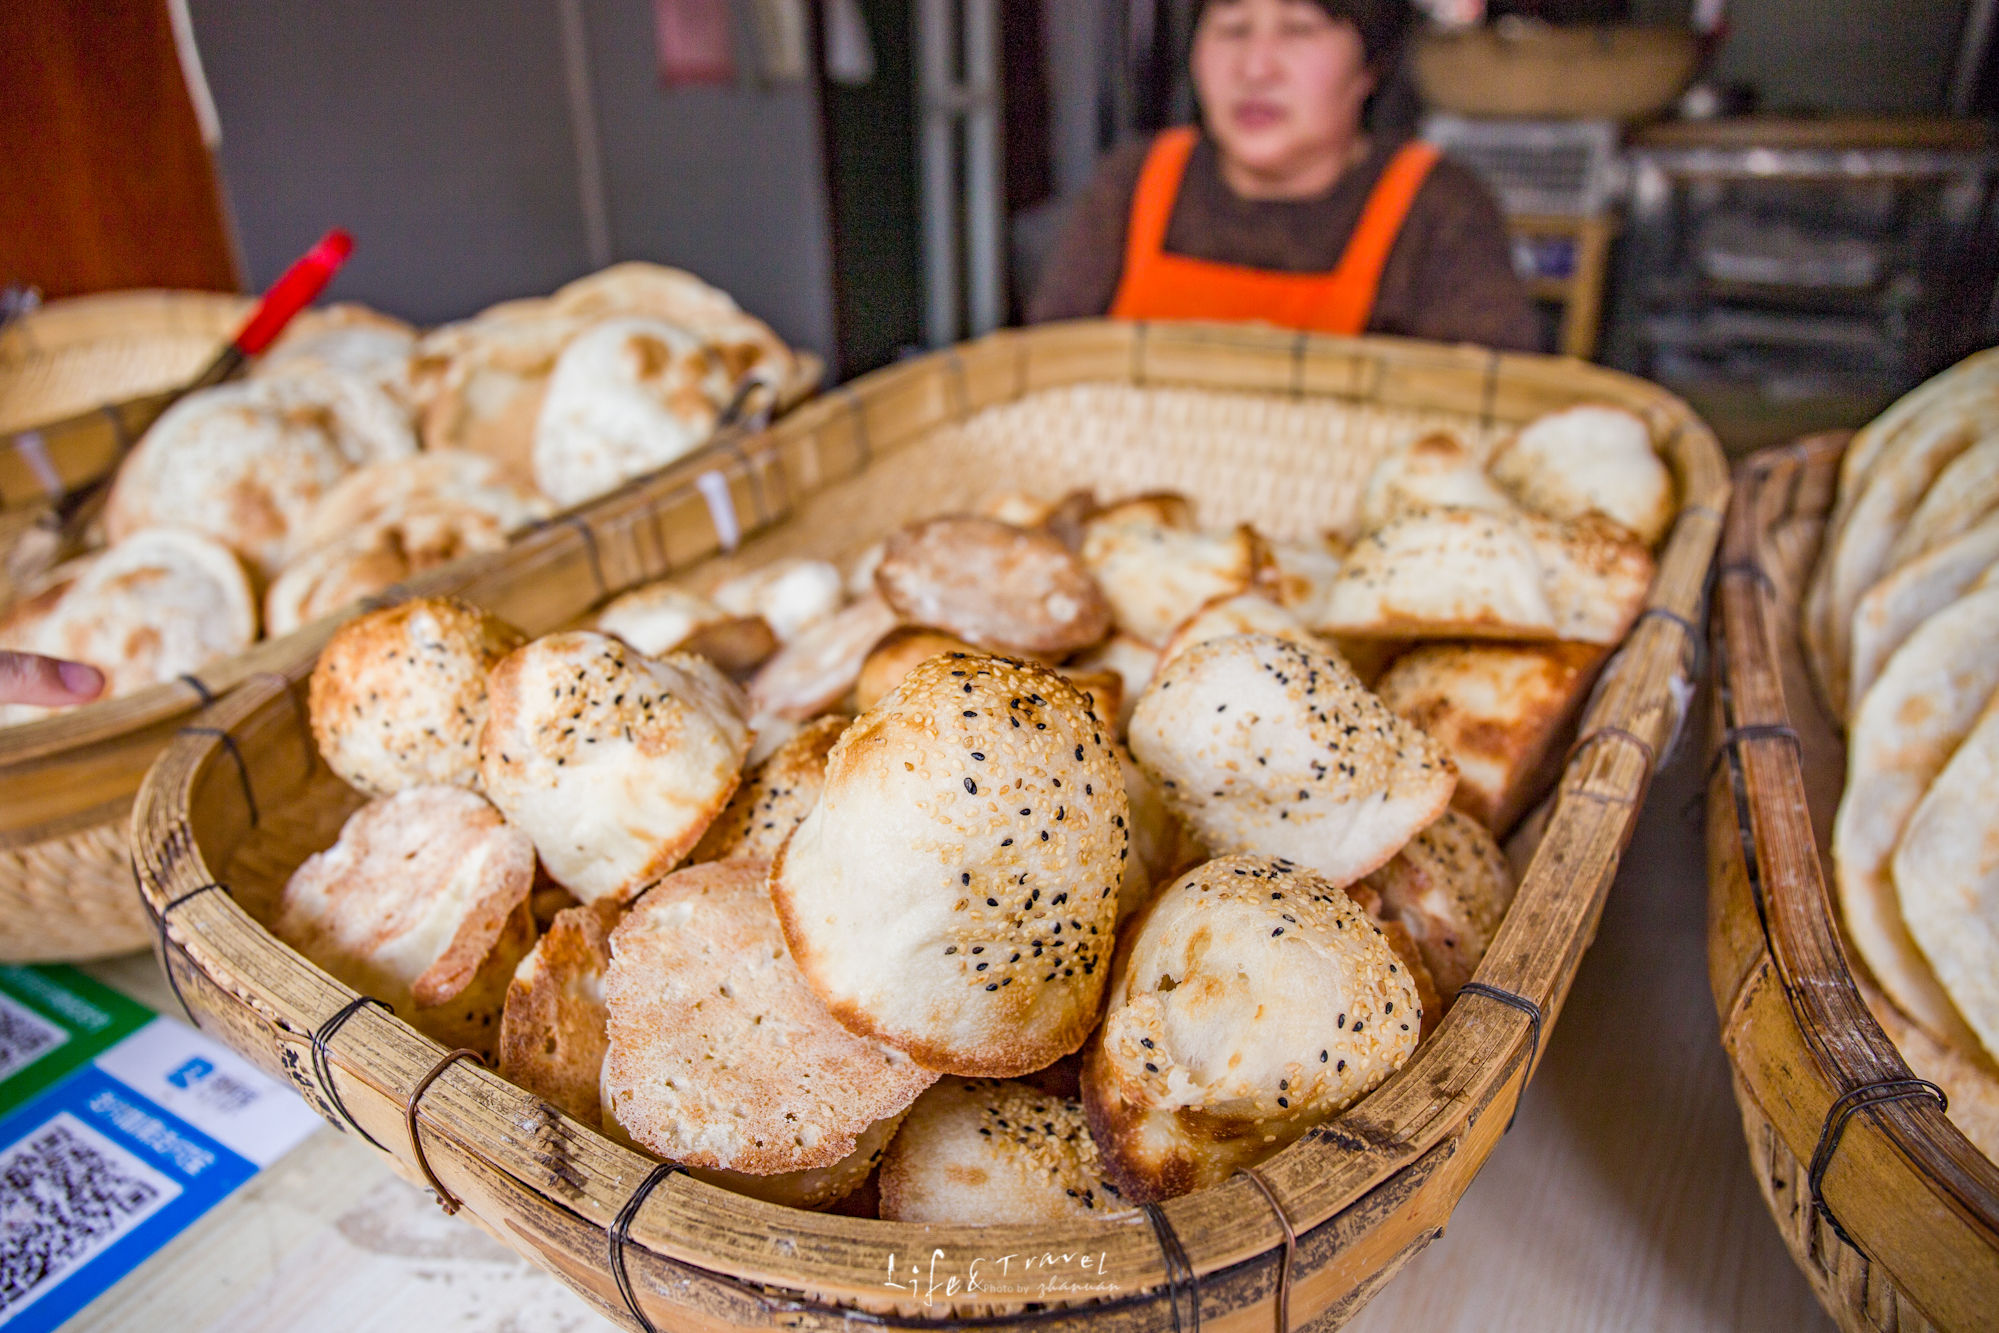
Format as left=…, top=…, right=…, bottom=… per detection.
left=134, top=320, right=1726, bottom=1331
left=1706, top=433, right=1999, bottom=1332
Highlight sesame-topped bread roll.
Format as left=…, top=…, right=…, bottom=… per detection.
left=498, top=899, right=619, bottom=1130
left=600, top=860, right=937, bottom=1189
left=1128, top=634, right=1456, bottom=887
left=878, top=1078, right=1133, bottom=1224
left=274, top=786, right=537, bottom=1060
left=1156, top=591, right=1327, bottom=669
left=1081, top=855, right=1420, bottom=1202
left=771, top=655, right=1129, bottom=1077
left=1358, top=810, right=1516, bottom=1002
left=690, top=714, right=848, bottom=862
left=480, top=632, right=752, bottom=903
left=309, top=597, right=528, bottom=798
left=874, top=516, right=1111, bottom=656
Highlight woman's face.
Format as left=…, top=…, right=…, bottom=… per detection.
left=1192, top=0, right=1375, bottom=191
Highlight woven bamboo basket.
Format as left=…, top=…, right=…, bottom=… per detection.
left=131, top=320, right=1726, bottom=1330
left=0, top=290, right=250, bottom=958
left=1706, top=433, right=1999, bottom=1333
left=0, top=327, right=818, bottom=966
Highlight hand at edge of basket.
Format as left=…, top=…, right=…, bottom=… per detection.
left=0, top=651, right=103, bottom=708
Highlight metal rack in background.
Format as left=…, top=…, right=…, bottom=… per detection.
left=1607, top=118, right=1999, bottom=453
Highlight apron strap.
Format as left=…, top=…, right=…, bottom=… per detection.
left=1322, top=140, right=1443, bottom=333
left=1112, top=127, right=1201, bottom=318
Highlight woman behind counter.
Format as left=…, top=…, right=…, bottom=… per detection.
left=1030, top=0, right=1539, bottom=352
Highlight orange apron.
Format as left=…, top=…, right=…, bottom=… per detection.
left=1108, top=127, right=1441, bottom=335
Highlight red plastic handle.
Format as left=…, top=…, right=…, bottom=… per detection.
left=230, top=228, right=355, bottom=355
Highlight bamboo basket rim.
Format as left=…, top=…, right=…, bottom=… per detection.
left=133, top=318, right=1729, bottom=1327
left=0, top=372, right=823, bottom=845
left=1708, top=434, right=1999, bottom=1283
left=0, top=288, right=249, bottom=366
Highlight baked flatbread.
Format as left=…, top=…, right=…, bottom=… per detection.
left=104, top=371, right=416, bottom=577
left=1847, top=515, right=1999, bottom=716
left=1885, top=434, right=1999, bottom=573
left=1894, top=693, right=1999, bottom=1066
left=1808, top=397, right=1999, bottom=715
left=1834, top=585, right=1999, bottom=1049
left=413, top=306, right=592, bottom=490
left=1080, top=518, right=1261, bottom=646
left=532, top=316, right=733, bottom=507
left=4, top=529, right=256, bottom=722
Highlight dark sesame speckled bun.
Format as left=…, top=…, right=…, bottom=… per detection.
left=770, top=654, right=1129, bottom=1077
left=308, top=596, right=527, bottom=798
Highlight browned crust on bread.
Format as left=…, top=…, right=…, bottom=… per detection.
left=876, top=516, right=1111, bottom=655
left=498, top=899, right=620, bottom=1129
left=689, top=714, right=847, bottom=862
left=855, top=627, right=980, bottom=713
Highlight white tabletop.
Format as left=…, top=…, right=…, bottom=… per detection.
left=70, top=690, right=1830, bottom=1332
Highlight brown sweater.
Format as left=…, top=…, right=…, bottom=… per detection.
left=1028, top=134, right=1540, bottom=353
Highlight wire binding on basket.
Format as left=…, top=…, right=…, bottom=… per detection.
left=406, top=1048, right=486, bottom=1214
left=610, top=1162, right=686, bottom=1333
left=833, top=385, right=871, bottom=467
left=1238, top=1167, right=1295, bottom=1333
left=1719, top=558, right=1776, bottom=597
left=155, top=881, right=228, bottom=1025
left=309, top=996, right=394, bottom=1151
left=560, top=514, right=608, bottom=600
left=1141, top=1201, right=1201, bottom=1332
left=178, top=725, right=259, bottom=827
left=1288, top=332, right=1309, bottom=400
left=1478, top=348, right=1502, bottom=434
left=1806, top=1078, right=1949, bottom=1251
left=1704, top=722, right=1802, bottom=791
left=97, top=401, right=130, bottom=453
left=1457, top=982, right=1544, bottom=1131
left=1634, top=605, right=1701, bottom=675
left=177, top=673, right=215, bottom=706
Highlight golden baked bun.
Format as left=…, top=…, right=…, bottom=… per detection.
left=687, top=1112, right=908, bottom=1211
left=291, top=449, right=551, bottom=555
left=1128, top=634, right=1456, bottom=887
left=1373, top=640, right=1606, bottom=835
left=600, top=860, right=936, bottom=1185
left=273, top=785, right=537, bottom=1060
left=480, top=632, right=751, bottom=904
left=548, top=261, right=797, bottom=391
left=875, top=516, right=1111, bottom=656
left=878, top=1078, right=1133, bottom=1224
left=690, top=714, right=848, bottom=862
left=1357, top=431, right=1513, bottom=533
left=854, top=627, right=979, bottom=713
left=413, top=306, right=592, bottom=490
left=1082, top=855, right=1420, bottom=1202
left=1357, top=809, right=1515, bottom=1002
left=104, top=371, right=417, bottom=578
left=498, top=899, right=619, bottom=1130
left=308, top=597, right=525, bottom=798
left=1489, top=405, right=1674, bottom=547
left=771, top=655, right=1128, bottom=1077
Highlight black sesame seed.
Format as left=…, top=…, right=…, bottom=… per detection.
left=971, top=752, right=985, bottom=761
left=965, top=778, right=978, bottom=794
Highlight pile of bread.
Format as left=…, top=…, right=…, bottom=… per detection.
left=0, top=263, right=806, bottom=727
left=272, top=400, right=1670, bottom=1222
left=1804, top=347, right=1999, bottom=1161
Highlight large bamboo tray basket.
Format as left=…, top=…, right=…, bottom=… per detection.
left=1706, top=433, right=1999, bottom=1332
left=0, top=343, right=817, bottom=965
left=134, top=320, right=1726, bottom=1331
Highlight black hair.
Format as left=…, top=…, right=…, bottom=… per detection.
left=1195, top=0, right=1418, bottom=76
